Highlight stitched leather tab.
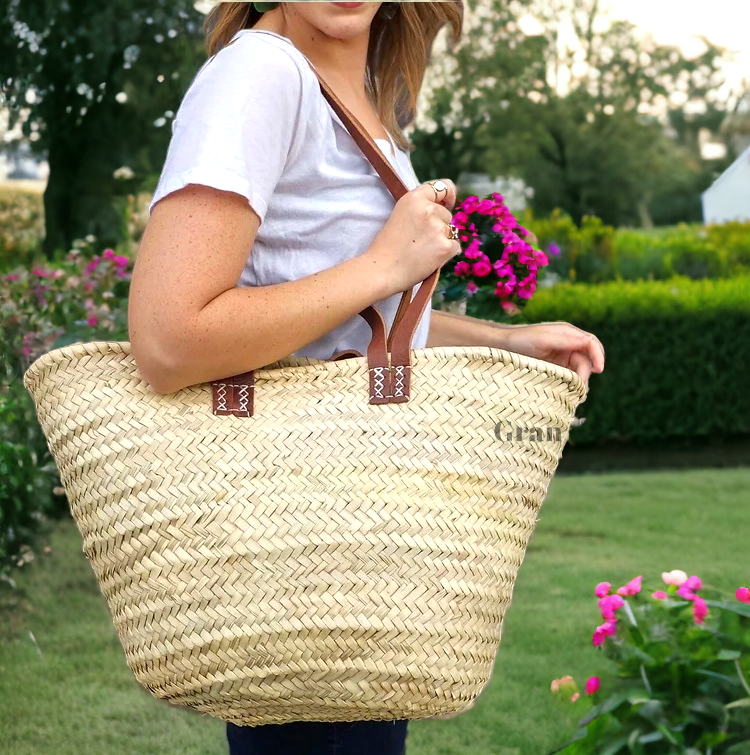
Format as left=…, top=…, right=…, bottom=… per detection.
left=212, top=371, right=254, bottom=417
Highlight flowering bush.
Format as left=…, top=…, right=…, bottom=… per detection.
left=1, top=246, right=132, bottom=378
left=0, top=245, right=132, bottom=576
left=550, top=571, right=750, bottom=754
left=439, top=192, right=550, bottom=315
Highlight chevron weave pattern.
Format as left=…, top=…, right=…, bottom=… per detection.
left=23, top=340, right=586, bottom=725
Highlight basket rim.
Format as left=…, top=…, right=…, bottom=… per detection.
left=22, top=339, right=587, bottom=398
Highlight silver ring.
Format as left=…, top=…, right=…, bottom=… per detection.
left=447, top=223, right=460, bottom=241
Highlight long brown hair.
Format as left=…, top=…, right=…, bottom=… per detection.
left=202, top=2, right=464, bottom=153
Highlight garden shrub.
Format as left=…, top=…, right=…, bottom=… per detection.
left=466, top=276, right=750, bottom=446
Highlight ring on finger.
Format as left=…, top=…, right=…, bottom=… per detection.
left=446, top=222, right=460, bottom=241
left=430, top=180, right=448, bottom=202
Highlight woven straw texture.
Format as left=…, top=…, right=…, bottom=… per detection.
left=23, top=340, right=586, bottom=725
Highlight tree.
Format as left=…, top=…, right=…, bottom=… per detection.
left=413, top=0, right=735, bottom=226
left=1, top=0, right=206, bottom=258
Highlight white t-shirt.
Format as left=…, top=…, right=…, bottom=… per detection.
left=148, top=29, right=431, bottom=360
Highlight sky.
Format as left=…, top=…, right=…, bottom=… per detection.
left=595, top=0, right=747, bottom=95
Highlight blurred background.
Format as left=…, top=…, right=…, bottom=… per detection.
left=1, top=2, right=749, bottom=754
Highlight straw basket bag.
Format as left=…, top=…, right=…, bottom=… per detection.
left=22, top=67, right=587, bottom=726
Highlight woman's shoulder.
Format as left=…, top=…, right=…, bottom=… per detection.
left=175, top=29, right=320, bottom=125
left=210, top=30, right=316, bottom=87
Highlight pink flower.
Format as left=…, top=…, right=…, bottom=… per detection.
left=22, top=346, right=31, bottom=356
left=466, top=281, right=478, bottom=294
left=617, top=576, right=643, bottom=597
left=736, top=587, right=750, bottom=604
left=594, top=582, right=611, bottom=598
left=517, top=277, right=537, bottom=299
left=31, top=267, right=49, bottom=277
left=6, top=274, right=20, bottom=282
left=495, top=275, right=517, bottom=298
left=677, top=576, right=703, bottom=601
left=549, top=242, right=561, bottom=256
left=472, top=259, right=492, bottom=277
left=533, top=248, right=549, bottom=266
left=585, top=676, right=600, bottom=695
left=102, top=248, right=115, bottom=259
left=113, top=255, right=130, bottom=267
left=84, top=256, right=101, bottom=275
left=454, top=261, right=471, bottom=276
left=652, top=591, right=668, bottom=599
left=551, top=679, right=560, bottom=693
left=592, top=619, right=617, bottom=646
left=83, top=281, right=94, bottom=292
left=662, top=570, right=688, bottom=586
left=87, top=315, right=98, bottom=327
left=598, top=594, right=625, bottom=620
left=451, top=211, right=469, bottom=227
left=692, top=595, right=708, bottom=624
left=571, top=693, right=580, bottom=703
left=464, top=239, right=483, bottom=260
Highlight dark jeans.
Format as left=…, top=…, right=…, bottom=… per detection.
left=226, top=719, right=409, bottom=755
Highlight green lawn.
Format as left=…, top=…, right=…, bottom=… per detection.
left=2, top=467, right=748, bottom=755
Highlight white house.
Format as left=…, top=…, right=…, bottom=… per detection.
left=702, top=145, right=750, bottom=224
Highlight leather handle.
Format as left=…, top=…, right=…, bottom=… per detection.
left=212, top=61, right=441, bottom=416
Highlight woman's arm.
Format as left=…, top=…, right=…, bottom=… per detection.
left=129, top=184, right=392, bottom=396
left=426, top=308, right=605, bottom=385
left=425, top=308, right=524, bottom=348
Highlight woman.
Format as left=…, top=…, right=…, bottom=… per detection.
left=129, top=2, right=604, bottom=753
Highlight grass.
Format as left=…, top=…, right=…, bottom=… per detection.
left=1, top=467, right=748, bottom=755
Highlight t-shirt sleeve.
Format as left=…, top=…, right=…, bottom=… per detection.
left=148, top=36, right=306, bottom=223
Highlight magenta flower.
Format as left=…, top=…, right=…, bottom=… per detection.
left=113, top=255, right=130, bottom=267
left=84, top=256, right=101, bottom=275
left=102, top=248, right=115, bottom=259
left=652, top=590, right=668, bottom=599
left=495, top=275, right=517, bottom=298
left=592, top=620, right=617, bottom=646
left=617, top=576, right=643, bottom=596
left=87, top=315, right=98, bottom=327
left=31, top=267, right=49, bottom=277
left=594, top=582, right=611, bottom=598
left=736, top=587, right=750, bottom=603
left=533, top=248, right=549, bottom=266
left=464, top=239, right=483, bottom=260
left=517, top=276, right=537, bottom=299
left=692, top=595, right=708, bottom=624
left=451, top=211, right=469, bottom=227
left=598, top=594, right=625, bottom=620
left=5, top=273, right=20, bottom=282
left=83, top=281, right=94, bottom=292
left=549, top=242, right=561, bottom=256
left=585, top=676, right=600, bottom=695
left=466, top=281, right=478, bottom=294
left=677, top=576, right=702, bottom=601
left=472, top=259, right=493, bottom=277
left=454, top=261, right=471, bottom=276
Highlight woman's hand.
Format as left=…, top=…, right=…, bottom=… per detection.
left=503, top=322, right=605, bottom=387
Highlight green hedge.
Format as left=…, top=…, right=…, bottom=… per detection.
left=523, top=210, right=750, bottom=284
left=467, top=276, right=750, bottom=446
